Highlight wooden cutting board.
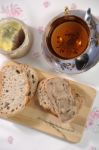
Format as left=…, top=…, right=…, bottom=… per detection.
left=7, top=69, right=96, bottom=143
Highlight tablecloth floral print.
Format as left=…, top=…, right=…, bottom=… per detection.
left=0, top=1, right=99, bottom=150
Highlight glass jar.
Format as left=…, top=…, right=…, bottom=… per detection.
left=0, top=17, right=32, bottom=59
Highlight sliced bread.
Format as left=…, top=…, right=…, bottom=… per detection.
left=3, top=61, right=39, bottom=100
left=20, top=64, right=38, bottom=98
left=37, top=77, right=78, bottom=122
left=71, top=87, right=83, bottom=110
left=37, top=79, right=56, bottom=115
left=0, top=64, right=30, bottom=118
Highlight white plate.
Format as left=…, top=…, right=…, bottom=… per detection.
left=0, top=0, right=99, bottom=149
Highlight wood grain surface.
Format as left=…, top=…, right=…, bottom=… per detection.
left=7, top=69, right=96, bottom=143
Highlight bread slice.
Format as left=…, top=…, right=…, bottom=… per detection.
left=71, top=87, right=83, bottom=110
left=37, top=79, right=56, bottom=114
left=0, top=64, right=30, bottom=118
left=37, top=77, right=78, bottom=122
left=20, top=64, right=38, bottom=99
left=3, top=61, right=39, bottom=100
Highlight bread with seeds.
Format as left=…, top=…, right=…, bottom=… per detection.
left=20, top=64, right=38, bottom=98
left=0, top=64, right=30, bottom=118
left=3, top=61, right=39, bottom=100
left=37, top=77, right=78, bottom=122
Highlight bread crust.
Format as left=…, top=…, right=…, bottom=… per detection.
left=20, top=64, right=38, bottom=99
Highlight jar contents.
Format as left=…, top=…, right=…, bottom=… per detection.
left=0, top=21, right=25, bottom=52
left=50, top=21, right=89, bottom=59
